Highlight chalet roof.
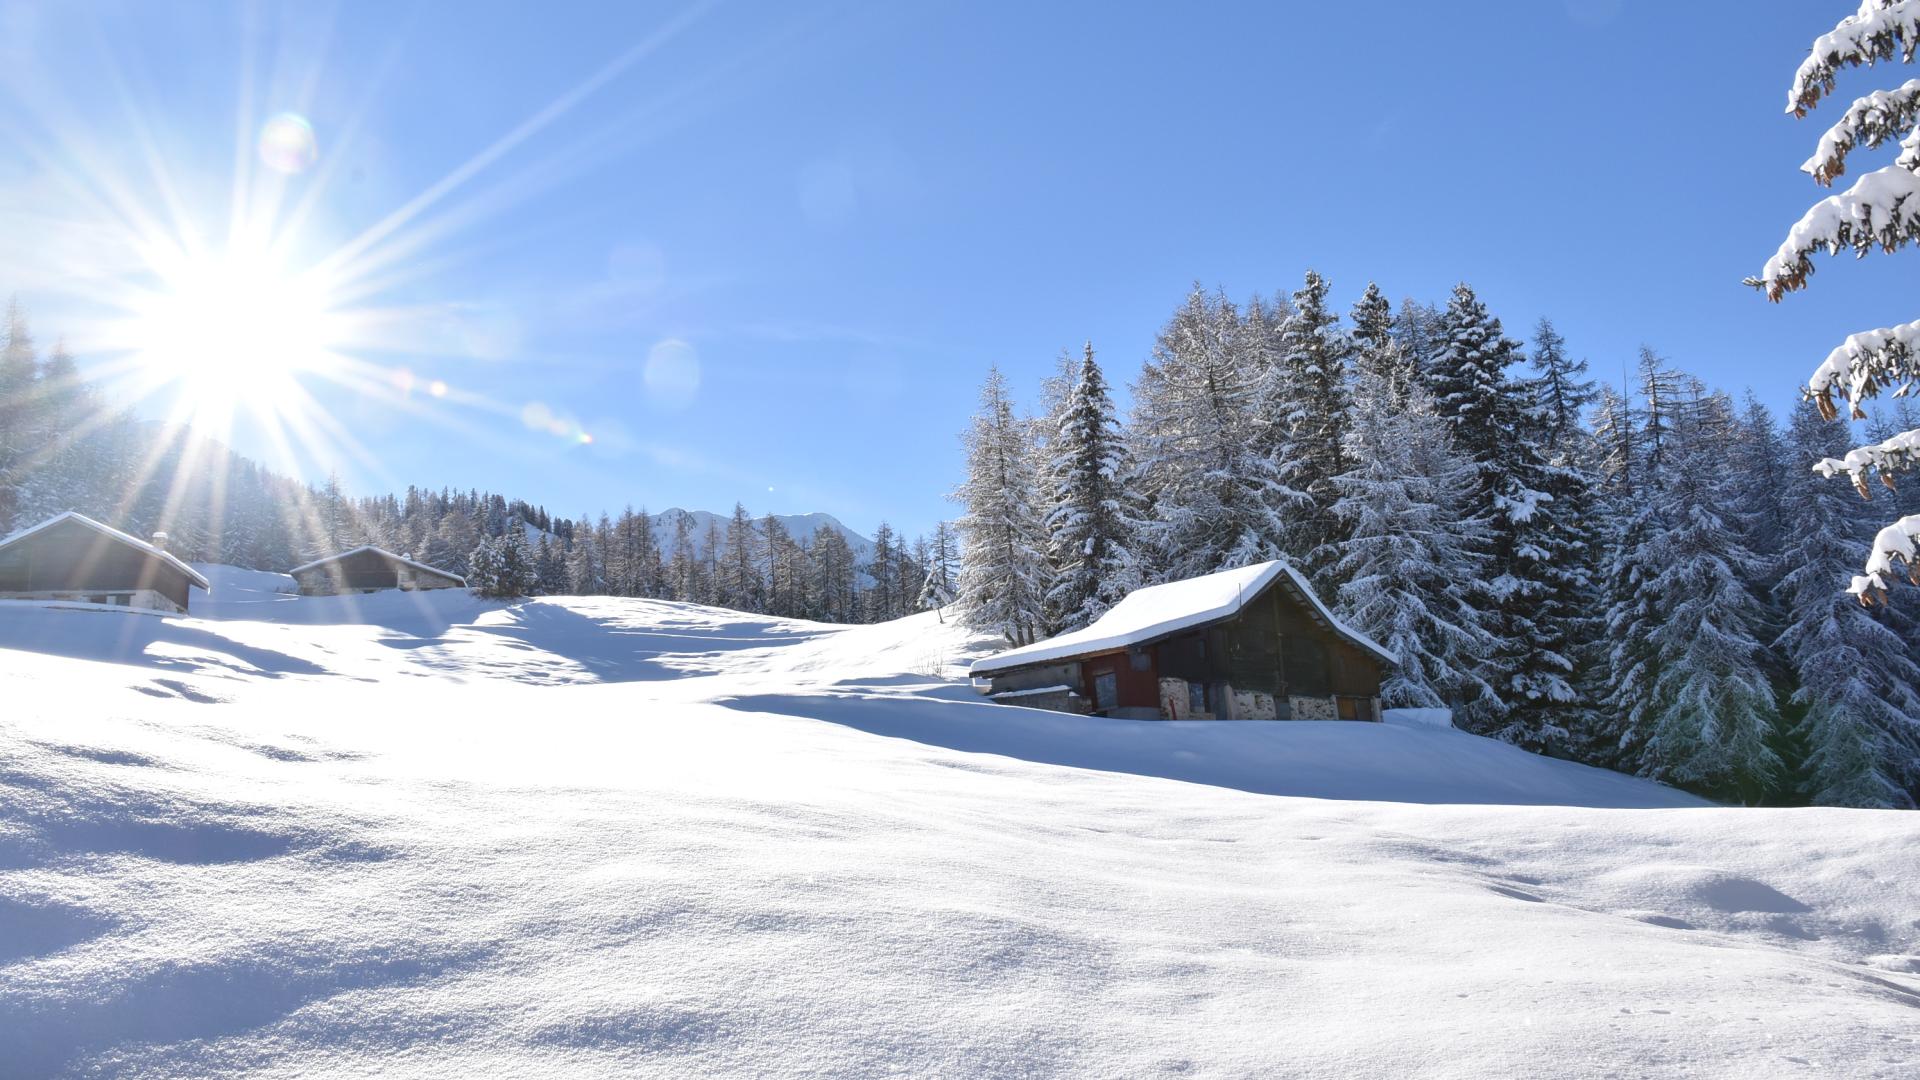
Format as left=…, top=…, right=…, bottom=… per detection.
left=288, top=545, right=466, bottom=585
left=969, top=560, right=1396, bottom=677
left=0, top=511, right=212, bottom=591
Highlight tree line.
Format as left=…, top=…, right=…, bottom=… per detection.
left=951, top=274, right=1920, bottom=808
left=0, top=299, right=928, bottom=625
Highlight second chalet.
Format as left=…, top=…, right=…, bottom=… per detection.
left=970, top=560, right=1396, bottom=721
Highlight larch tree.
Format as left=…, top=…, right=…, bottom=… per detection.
left=1751, top=2, right=1920, bottom=602
left=955, top=365, right=1049, bottom=647
left=717, top=502, right=765, bottom=612
left=1131, top=285, right=1301, bottom=581
left=1042, top=343, right=1142, bottom=633
left=1332, top=361, right=1500, bottom=713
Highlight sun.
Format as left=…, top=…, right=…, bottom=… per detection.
left=123, top=245, right=342, bottom=426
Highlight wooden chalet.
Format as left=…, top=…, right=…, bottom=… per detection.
left=970, top=561, right=1396, bottom=721
left=0, top=511, right=211, bottom=614
left=289, top=546, right=465, bottom=596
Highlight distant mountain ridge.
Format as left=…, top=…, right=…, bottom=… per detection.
left=646, top=508, right=876, bottom=561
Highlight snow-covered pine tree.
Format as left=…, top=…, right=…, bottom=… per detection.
left=1332, top=363, right=1500, bottom=713
left=668, top=511, right=699, bottom=604
left=762, top=513, right=803, bottom=619
left=1351, top=283, right=1419, bottom=411
left=1747, top=4, right=1920, bottom=599
left=1042, top=343, right=1141, bottom=632
left=863, top=522, right=900, bottom=622
left=0, top=298, right=38, bottom=533
left=567, top=512, right=603, bottom=594
left=1131, top=285, right=1300, bottom=581
left=1527, top=319, right=1596, bottom=456
left=536, top=533, right=568, bottom=595
left=1775, top=399, right=1920, bottom=807
left=1513, top=319, right=1605, bottom=753
left=918, top=520, right=959, bottom=621
left=954, top=365, right=1049, bottom=646
left=1268, top=270, right=1354, bottom=580
left=1427, top=283, right=1563, bottom=741
left=1606, top=390, right=1781, bottom=801
left=808, top=523, right=857, bottom=622
left=498, top=520, right=538, bottom=597
left=467, top=538, right=504, bottom=598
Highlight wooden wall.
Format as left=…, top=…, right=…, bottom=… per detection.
left=0, top=518, right=194, bottom=611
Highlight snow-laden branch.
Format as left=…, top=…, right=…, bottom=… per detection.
left=1804, top=316, right=1920, bottom=418
left=1814, top=425, right=1920, bottom=498
left=1751, top=164, right=1920, bottom=299
left=1847, top=512, right=1920, bottom=603
left=1790, top=0, right=1920, bottom=116
left=1803, top=78, right=1920, bottom=183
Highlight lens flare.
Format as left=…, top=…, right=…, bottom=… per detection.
left=258, top=112, right=319, bottom=174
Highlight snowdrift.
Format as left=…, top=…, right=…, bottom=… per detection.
left=2, top=570, right=1918, bottom=1078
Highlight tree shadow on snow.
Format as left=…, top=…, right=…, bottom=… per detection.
left=0, top=607, right=331, bottom=680
left=715, top=689, right=1711, bottom=810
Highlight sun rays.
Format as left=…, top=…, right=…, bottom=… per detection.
left=0, top=2, right=721, bottom=579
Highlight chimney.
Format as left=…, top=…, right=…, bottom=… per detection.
left=150, top=531, right=168, bottom=552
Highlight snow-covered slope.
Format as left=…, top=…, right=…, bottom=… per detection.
left=2, top=574, right=1918, bottom=1077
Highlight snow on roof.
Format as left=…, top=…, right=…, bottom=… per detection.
left=288, top=546, right=466, bottom=585
left=990, top=684, right=1078, bottom=700
left=969, top=561, right=1396, bottom=676
left=0, top=511, right=212, bottom=590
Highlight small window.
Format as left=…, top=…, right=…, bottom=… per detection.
left=87, top=594, right=106, bottom=604
left=111, top=594, right=131, bottom=607
left=1092, top=671, right=1118, bottom=711
left=1188, top=682, right=1208, bottom=715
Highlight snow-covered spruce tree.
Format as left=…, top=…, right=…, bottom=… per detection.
left=1775, top=399, right=1920, bottom=807
left=1268, top=271, right=1353, bottom=581
left=1605, top=392, right=1781, bottom=802
left=1515, top=320, right=1607, bottom=753
left=1132, top=285, right=1301, bottom=581
left=1042, top=343, right=1142, bottom=633
left=1427, top=284, right=1566, bottom=742
left=1332, top=365, right=1501, bottom=713
left=467, top=538, right=505, bottom=598
left=1351, top=283, right=1420, bottom=411
left=498, top=521, right=538, bottom=597
left=955, top=366, right=1049, bottom=646
left=1751, top=2, right=1920, bottom=601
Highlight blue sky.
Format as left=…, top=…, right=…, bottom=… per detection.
left=0, top=1, right=1908, bottom=541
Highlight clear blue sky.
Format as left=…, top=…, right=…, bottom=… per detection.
left=0, top=1, right=1908, bottom=541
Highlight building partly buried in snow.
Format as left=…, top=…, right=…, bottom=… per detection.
left=970, top=561, right=1396, bottom=721
left=0, top=511, right=211, bottom=614
left=289, top=546, right=465, bottom=596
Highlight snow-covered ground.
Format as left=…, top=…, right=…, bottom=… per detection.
left=2, top=567, right=1917, bottom=1077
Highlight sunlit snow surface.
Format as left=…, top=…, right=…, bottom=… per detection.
left=1, top=567, right=1917, bottom=1077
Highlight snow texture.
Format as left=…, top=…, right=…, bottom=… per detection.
left=971, top=560, right=1394, bottom=676
left=2, top=569, right=1919, bottom=1077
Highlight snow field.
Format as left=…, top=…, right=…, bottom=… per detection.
left=1, top=574, right=1917, bottom=1077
